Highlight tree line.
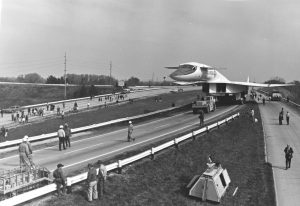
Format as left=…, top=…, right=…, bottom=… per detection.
left=0, top=73, right=173, bottom=87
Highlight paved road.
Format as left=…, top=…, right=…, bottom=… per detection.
left=0, top=86, right=199, bottom=129
left=0, top=105, right=237, bottom=175
left=259, top=100, right=300, bottom=205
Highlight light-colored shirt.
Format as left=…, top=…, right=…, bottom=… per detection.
left=57, top=129, right=65, bottom=138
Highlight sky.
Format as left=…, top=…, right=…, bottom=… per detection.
left=0, top=0, right=300, bottom=83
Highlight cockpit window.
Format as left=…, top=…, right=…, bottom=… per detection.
left=179, top=64, right=195, bottom=70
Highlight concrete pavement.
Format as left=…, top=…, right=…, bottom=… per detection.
left=259, top=100, right=300, bottom=205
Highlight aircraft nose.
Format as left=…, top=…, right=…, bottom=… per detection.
left=169, top=67, right=196, bottom=80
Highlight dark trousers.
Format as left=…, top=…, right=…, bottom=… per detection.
left=98, top=179, right=105, bottom=197
left=59, top=137, right=66, bottom=150
left=56, top=180, right=66, bottom=196
left=65, top=136, right=71, bottom=147
left=286, top=158, right=291, bottom=169
left=286, top=117, right=289, bottom=125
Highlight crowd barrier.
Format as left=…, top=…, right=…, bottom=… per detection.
left=0, top=112, right=239, bottom=206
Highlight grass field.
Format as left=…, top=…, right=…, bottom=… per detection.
left=35, top=103, right=275, bottom=206
left=4, top=90, right=201, bottom=142
left=0, top=84, right=113, bottom=108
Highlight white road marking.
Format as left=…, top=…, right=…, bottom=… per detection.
left=156, top=124, right=170, bottom=129
left=64, top=142, right=104, bottom=155
left=59, top=105, right=238, bottom=171
left=1, top=105, right=237, bottom=171
left=0, top=111, right=189, bottom=161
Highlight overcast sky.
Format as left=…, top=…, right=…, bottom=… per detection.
left=0, top=0, right=299, bottom=82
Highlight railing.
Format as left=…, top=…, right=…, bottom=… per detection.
left=0, top=105, right=186, bottom=149
left=0, top=112, right=239, bottom=206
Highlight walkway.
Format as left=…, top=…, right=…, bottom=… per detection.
left=259, top=99, right=300, bottom=205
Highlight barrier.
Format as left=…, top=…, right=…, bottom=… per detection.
left=0, top=105, right=185, bottom=149
left=0, top=112, right=239, bottom=206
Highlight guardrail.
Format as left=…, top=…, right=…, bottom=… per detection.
left=19, top=87, right=161, bottom=110
left=0, top=112, right=239, bottom=206
left=0, top=104, right=188, bottom=149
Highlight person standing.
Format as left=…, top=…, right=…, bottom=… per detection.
left=250, top=108, right=255, bottom=122
left=199, top=110, right=204, bottom=126
left=18, top=136, right=31, bottom=171
left=98, top=162, right=107, bottom=198
left=286, top=111, right=290, bottom=125
left=64, top=123, right=71, bottom=147
left=61, top=110, right=65, bottom=120
left=57, top=125, right=66, bottom=151
left=127, top=121, right=134, bottom=142
left=86, top=164, right=98, bottom=202
left=0, top=109, right=3, bottom=118
left=284, top=144, right=293, bottom=169
left=279, top=108, right=284, bottom=125
left=24, top=135, right=35, bottom=169
left=53, top=163, right=66, bottom=196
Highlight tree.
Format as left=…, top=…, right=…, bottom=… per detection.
left=265, top=77, right=286, bottom=84
left=126, top=77, right=140, bottom=86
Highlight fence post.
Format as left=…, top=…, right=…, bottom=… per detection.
left=117, top=160, right=122, bottom=174
left=174, top=138, right=179, bottom=149
left=150, top=148, right=155, bottom=160
left=206, top=126, right=209, bottom=133
left=217, top=122, right=220, bottom=129
left=66, top=177, right=72, bottom=194
left=192, top=131, right=196, bottom=141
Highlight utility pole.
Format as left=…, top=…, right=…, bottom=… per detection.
left=64, top=52, right=67, bottom=99
left=109, top=61, right=112, bottom=85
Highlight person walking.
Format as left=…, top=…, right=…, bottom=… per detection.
left=57, top=125, right=66, bottom=151
left=127, top=121, right=134, bottom=142
left=284, top=144, right=293, bottom=169
left=53, top=163, right=66, bottom=196
left=199, top=110, right=204, bottom=126
left=86, top=164, right=98, bottom=202
left=286, top=111, right=290, bottom=125
left=18, top=136, right=31, bottom=171
left=98, top=162, right=107, bottom=198
left=64, top=123, right=72, bottom=147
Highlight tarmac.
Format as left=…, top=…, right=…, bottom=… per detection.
left=259, top=98, right=300, bottom=205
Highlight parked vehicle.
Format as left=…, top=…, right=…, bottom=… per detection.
left=192, top=96, right=216, bottom=114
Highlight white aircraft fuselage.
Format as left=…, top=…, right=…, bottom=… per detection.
left=167, top=62, right=292, bottom=101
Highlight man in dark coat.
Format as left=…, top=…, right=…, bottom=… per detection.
left=53, top=163, right=66, bottom=196
left=284, top=144, right=294, bottom=169
left=64, top=123, right=72, bottom=147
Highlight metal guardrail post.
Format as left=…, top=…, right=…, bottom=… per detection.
left=150, top=148, right=155, bottom=160
left=217, top=121, right=220, bottom=129
left=192, top=131, right=196, bottom=141
left=117, top=160, right=122, bottom=174
left=174, top=138, right=179, bottom=149
left=66, top=177, right=72, bottom=194
left=206, top=126, right=209, bottom=133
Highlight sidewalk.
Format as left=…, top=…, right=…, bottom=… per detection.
left=259, top=100, right=300, bottom=205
